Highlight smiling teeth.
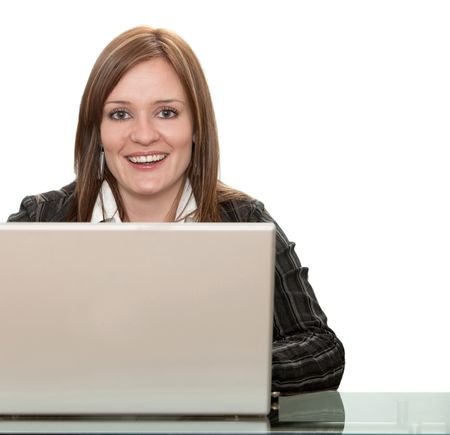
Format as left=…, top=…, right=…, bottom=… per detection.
left=128, top=154, right=166, bottom=164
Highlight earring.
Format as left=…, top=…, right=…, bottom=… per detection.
left=98, top=147, right=105, bottom=180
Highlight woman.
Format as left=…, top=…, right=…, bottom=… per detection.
left=8, top=26, right=345, bottom=393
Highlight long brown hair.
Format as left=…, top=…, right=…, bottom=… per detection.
left=69, top=26, right=247, bottom=222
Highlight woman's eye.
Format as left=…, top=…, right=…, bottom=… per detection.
left=110, top=110, right=131, bottom=120
left=158, top=109, right=177, bottom=119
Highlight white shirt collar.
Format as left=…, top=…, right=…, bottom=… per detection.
left=174, top=180, right=197, bottom=222
left=91, top=180, right=197, bottom=223
left=91, top=181, right=120, bottom=223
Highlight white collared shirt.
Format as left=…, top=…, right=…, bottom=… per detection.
left=90, top=181, right=197, bottom=223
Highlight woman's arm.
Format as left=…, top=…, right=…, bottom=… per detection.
left=7, top=195, right=36, bottom=222
left=7, top=183, right=76, bottom=223
left=249, top=201, right=345, bottom=393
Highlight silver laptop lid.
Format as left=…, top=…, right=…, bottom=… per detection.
left=0, top=223, right=275, bottom=416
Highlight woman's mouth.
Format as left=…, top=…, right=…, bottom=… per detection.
left=127, top=154, right=167, bottom=164
left=126, top=153, right=168, bottom=170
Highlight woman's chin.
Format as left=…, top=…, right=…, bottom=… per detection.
left=130, top=186, right=163, bottom=198
left=118, top=175, right=185, bottom=200
left=126, top=180, right=176, bottom=199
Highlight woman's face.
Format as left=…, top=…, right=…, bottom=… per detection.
left=100, top=58, right=194, bottom=205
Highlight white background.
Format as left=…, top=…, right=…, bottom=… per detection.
left=1, top=0, right=449, bottom=391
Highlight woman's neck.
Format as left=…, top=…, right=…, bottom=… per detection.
left=119, top=181, right=185, bottom=223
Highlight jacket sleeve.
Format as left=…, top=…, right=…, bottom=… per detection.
left=6, top=183, right=76, bottom=223
left=7, top=195, right=37, bottom=222
left=248, top=201, right=345, bottom=394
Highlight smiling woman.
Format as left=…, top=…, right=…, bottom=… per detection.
left=100, top=59, right=194, bottom=222
left=7, top=26, right=345, bottom=393
left=63, top=26, right=227, bottom=223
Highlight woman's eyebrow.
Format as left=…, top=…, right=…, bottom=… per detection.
left=104, top=99, right=185, bottom=105
left=104, top=100, right=130, bottom=105
left=155, top=99, right=185, bottom=105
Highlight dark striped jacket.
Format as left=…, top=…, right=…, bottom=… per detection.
left=8, top=182, right=345, bottom=393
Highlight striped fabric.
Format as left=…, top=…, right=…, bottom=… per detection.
left=219, top=200, right=345, bottom=393
left=8, top=182, right=345, bottom=393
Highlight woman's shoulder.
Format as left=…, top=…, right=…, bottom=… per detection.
left=219, top=196, right=270, bottom=223
left=216, top=181, right=266, bottom=223
left=7, top=182, right=76, bottom=222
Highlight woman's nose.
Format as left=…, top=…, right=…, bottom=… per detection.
left=130, top=117, right=160, bottom=145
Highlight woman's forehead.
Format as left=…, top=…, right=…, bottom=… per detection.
left=106, top=58, right=187, bottom=104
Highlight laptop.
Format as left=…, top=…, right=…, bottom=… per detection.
left=0, top=223, right=275, bottom=416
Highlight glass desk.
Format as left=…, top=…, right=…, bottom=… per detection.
left=0, top=392, right=449, bottom=434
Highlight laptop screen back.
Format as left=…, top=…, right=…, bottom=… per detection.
left=0, top=223, right=275, bottom=415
